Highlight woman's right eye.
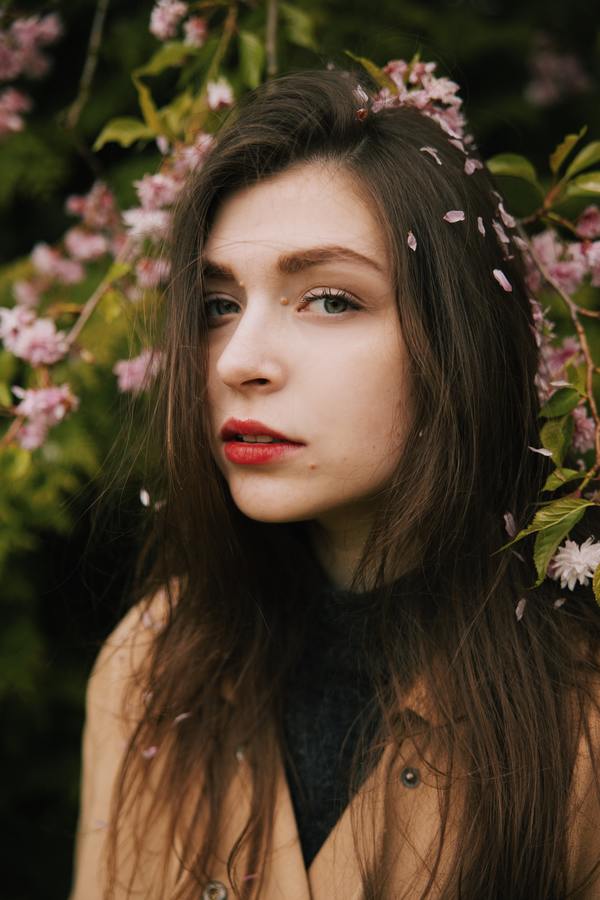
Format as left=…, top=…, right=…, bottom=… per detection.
left=204, top=297, right=239, bottom=321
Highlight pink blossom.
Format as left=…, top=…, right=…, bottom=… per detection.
left=12, top=280, right=40, bottom=308
left=572, top=405, right=595, bottom=454
left=515, top=598, right=527, bottom=621
left=419, top=146, right=442, bottom=165
left=577, top=205, right=600, bottom=240
left=9, top=316, right=69, bottom=365
left=206, top=78, right=234, bottom=111
left=585, top=242, right=600, bottom=288
left=464, top=157, right=483, bottom=175
left=0, top=13, right=62, bottom=83
left=492, top=268, right=512, bottom=292
left=134, top=172, right=182, bottom=210
left=64, top=227, right=109, bottom=261
left=141, top=745, right=158, bottom=759
left=525, top=37, right=590, bottom=107
left=443, top=210, right=465, bottom=223
left=0, top=88, right=31, bottom=137
left=407, top=231, right=417, bottom=252
left=0, top=306, right=36, bottom=342
left=149, top=0, right=188, bottom=40
left=31, top=243, right=84, bottom=284
left=172, top=131, right=215, bottom=175
left=135, top=257, right=171, bottom=289
left=12, top=383, right=78, bottom=449
left=477, top=217, right=486, bottom=236
left=113, top=349, right=163, bottom=394
left=183, top=16, right=208, bottom=48
left=448, top=138, right=466, bottom=153
left=547, top=259, right=587, bottom=295
left=122, top=208, right=170, bottom=241
left=65, top=182, right=120, bottom=231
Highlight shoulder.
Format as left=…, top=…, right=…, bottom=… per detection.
left=69, top=583, right=177, bottom=900
left=86, top=584, right=174, bottom=733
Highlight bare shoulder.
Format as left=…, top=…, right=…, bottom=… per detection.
left=86, top=581, right=177, bottom=737
left=68, top=581, right=179, bottom=900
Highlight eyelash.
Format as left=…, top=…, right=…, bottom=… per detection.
left=203, top=287, right=362, bottom=323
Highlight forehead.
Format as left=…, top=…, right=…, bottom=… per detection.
left=203, top=161, right=388, bottom=274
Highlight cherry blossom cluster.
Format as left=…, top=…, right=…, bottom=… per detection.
left=367, top=59, right=471, bottom=149
left=0, top=10, right=62, bottom=138
left=525, top=33, right=590, bottom=108
left=149, top=0, right=208, bottom=49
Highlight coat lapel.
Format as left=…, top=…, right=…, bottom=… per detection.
left=205, top=675, right=442, bottom=900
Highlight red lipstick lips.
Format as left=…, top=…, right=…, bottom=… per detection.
left=219, top=418, right=304, bottom=466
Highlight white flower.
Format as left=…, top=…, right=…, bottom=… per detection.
left=548, top=536, right=600, bottom=591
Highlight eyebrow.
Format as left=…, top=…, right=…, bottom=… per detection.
left=199, top=244, right=385, bottom=281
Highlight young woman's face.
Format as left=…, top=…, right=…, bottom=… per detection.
left=204, top=161, right=412, bottom=532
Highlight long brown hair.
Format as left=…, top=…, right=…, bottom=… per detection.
left=104, top=66, right=600, bottom=898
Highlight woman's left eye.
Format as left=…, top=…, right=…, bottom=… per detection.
left=299, top=288, right=361, bottom=315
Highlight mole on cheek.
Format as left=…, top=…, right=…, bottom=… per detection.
left=280, top=296, right=289, bottom=305
left=308, top=463, right=317, bottom=470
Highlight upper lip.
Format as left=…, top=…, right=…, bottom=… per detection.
left=220, top=418, right=303, bottom=443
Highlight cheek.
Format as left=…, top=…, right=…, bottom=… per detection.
left=310, top=334, right=409, bottom=452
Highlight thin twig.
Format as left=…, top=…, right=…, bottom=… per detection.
left=265, top=0, right=278, bottom=78
left=65, top=239, right=133, bottom=348
left=65, top=0, right=111, bottom=131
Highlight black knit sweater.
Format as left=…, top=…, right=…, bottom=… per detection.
left=281, top=579, right=386, bottom=869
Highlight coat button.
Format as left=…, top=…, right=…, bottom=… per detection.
left=202, top=881, right=228, bottom=900
left=400, top=766, right=421, bottom=788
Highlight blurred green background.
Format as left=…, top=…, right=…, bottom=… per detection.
left=1, top=1, right=598, bottom=897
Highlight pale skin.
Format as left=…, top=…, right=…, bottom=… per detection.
left=204, top=160, right=412, bottom=589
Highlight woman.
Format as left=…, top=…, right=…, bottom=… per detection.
left=70, top=66, right=600, bottom=899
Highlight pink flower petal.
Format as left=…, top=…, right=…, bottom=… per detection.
left=173, top=712, right=192, bottom=724
left=515, top=597, right=527, bottom=621
left=553, top=597, right=566, bottom=608
left=419, top=146, right=442, bottom=165
left=407, top=230, right=417, bottom=251
left=443, top=210, right=465, bottom=223
left=492, top=268, right=512, bottom=292
left=477, top=216, right=486, bottom=236
left=142, top=745, right=158, bottom=759
left=464, top=158, right=484, bottom=175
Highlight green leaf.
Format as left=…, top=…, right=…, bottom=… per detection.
left=566, top=363, right=587, bottom=396
left=549, top=126, right=587, bottom=175
left=486, top=153, right=542, bottom=190
left=343, top=50, right=397, bottom=92
left=0, top=382, right=11, bottom=406
left=105, top=261, right=131, bottom=283
left=565, top=140, right=600, bottom=180
left=132, top=75, right=163, bottom=135
left=280, top=2, right=318, bottom=51
left=238, top=30, right=265, bottom=89
left=500, top=496, right=593, bottom=552
left=565, top=171, right=600, bottom=199
left=540, top=413, right=575, bottom=466
left=532, top=512, right=585, bottom=586
left=134, top=41, right=192, bottom=77
left=593, top=564, right=600, bottom=605
left=542, top=467, right=585, bottom=492
left=539, top=388, right=580, bottom=418
left=93, top=117, right=154, bottom=151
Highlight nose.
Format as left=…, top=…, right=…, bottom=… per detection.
left=213, top=296, right=286, bottom=391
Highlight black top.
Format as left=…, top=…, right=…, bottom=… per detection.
left=281, top=577, right=388, bottom=869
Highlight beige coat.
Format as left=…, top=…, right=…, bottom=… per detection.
left=69, top=593, right=600, bottom=899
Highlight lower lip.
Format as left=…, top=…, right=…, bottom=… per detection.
left=223, top=440, right=304, bottom=465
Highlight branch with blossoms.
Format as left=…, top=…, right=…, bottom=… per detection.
left=1, top=4, right=599, bottom=609
left=0, top=9, right=62, bottom=139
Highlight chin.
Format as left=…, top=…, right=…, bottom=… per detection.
left=227, top=484, right=323, bottom=524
